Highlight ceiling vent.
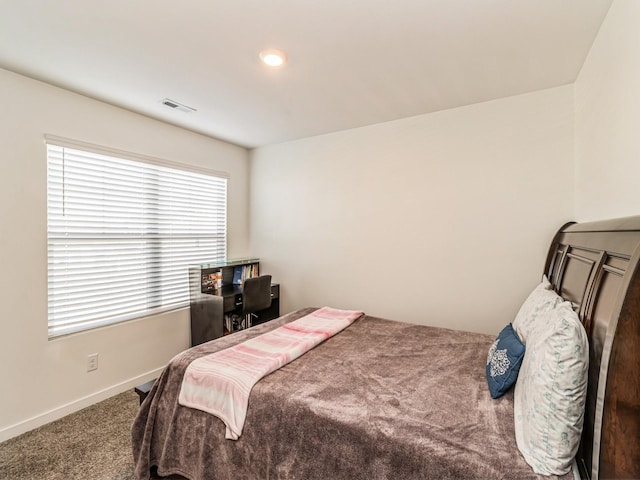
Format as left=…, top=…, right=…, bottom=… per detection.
left=160, top=98, right=197, bottom=113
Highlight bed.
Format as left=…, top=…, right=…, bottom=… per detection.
left=132, top=215, right=640, bottom=480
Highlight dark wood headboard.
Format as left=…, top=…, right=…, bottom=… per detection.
left=544, top=216, right=640, bottom=480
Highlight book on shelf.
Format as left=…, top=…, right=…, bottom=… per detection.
left=232, top=266, right=243, bottom=285
left=232, top=263, right=260, bottom=285
left=224, top=313, right=246, bottom=334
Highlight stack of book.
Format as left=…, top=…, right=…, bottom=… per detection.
left=224, top=313, right=249, bottom=335
left=232, top=264, right=259, bottom=285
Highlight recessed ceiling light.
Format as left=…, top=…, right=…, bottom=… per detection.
left=259, top=49, right=287, bottom=67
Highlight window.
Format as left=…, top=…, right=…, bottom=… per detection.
left=46, top=136, right=227, bottom=338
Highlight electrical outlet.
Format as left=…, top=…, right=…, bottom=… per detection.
left=87, top=353, right=99, bottom=372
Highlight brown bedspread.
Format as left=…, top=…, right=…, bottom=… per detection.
left=132, top=308, right=572, bottom=480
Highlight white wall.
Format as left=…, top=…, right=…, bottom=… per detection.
left=575, top=0, right=640, bottom=221
left=0, top=68, right=249, bottom=441
left=250, top=86, right=574, bottom=335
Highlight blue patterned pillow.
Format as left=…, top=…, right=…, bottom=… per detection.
left=486, top=323, right=525, bottom=399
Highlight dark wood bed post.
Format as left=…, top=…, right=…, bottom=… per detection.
left=598, top=239, right=640, bottom=479
left=544, top=216, right=640, bottom=480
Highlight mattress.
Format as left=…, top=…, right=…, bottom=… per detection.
left=132, top=307, right=572, bottom=480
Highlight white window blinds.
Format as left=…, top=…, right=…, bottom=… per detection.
left=46, top=139, right=227, bottom=338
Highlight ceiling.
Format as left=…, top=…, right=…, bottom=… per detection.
left=0, top=0, right=612, bottom=149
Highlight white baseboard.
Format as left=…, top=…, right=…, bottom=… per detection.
left=0, top=367, right=164, bottom=443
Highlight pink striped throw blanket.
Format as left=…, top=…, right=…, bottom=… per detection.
left=178, top=307, right=363, bottom=440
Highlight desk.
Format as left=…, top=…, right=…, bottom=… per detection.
left=190, top=283, right=280, bottom=346
left=188, top=260, right=280, bottom=347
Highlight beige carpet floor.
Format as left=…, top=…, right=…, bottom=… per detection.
left=0, top=390, right=139, bottom=480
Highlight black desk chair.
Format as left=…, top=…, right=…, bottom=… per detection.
left=242, top=275, right=272, bottom=327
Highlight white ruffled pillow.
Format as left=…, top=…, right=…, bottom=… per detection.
left=513, top=299, right=589, bottom=475
left=511, top=276, right=560, bottom=343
